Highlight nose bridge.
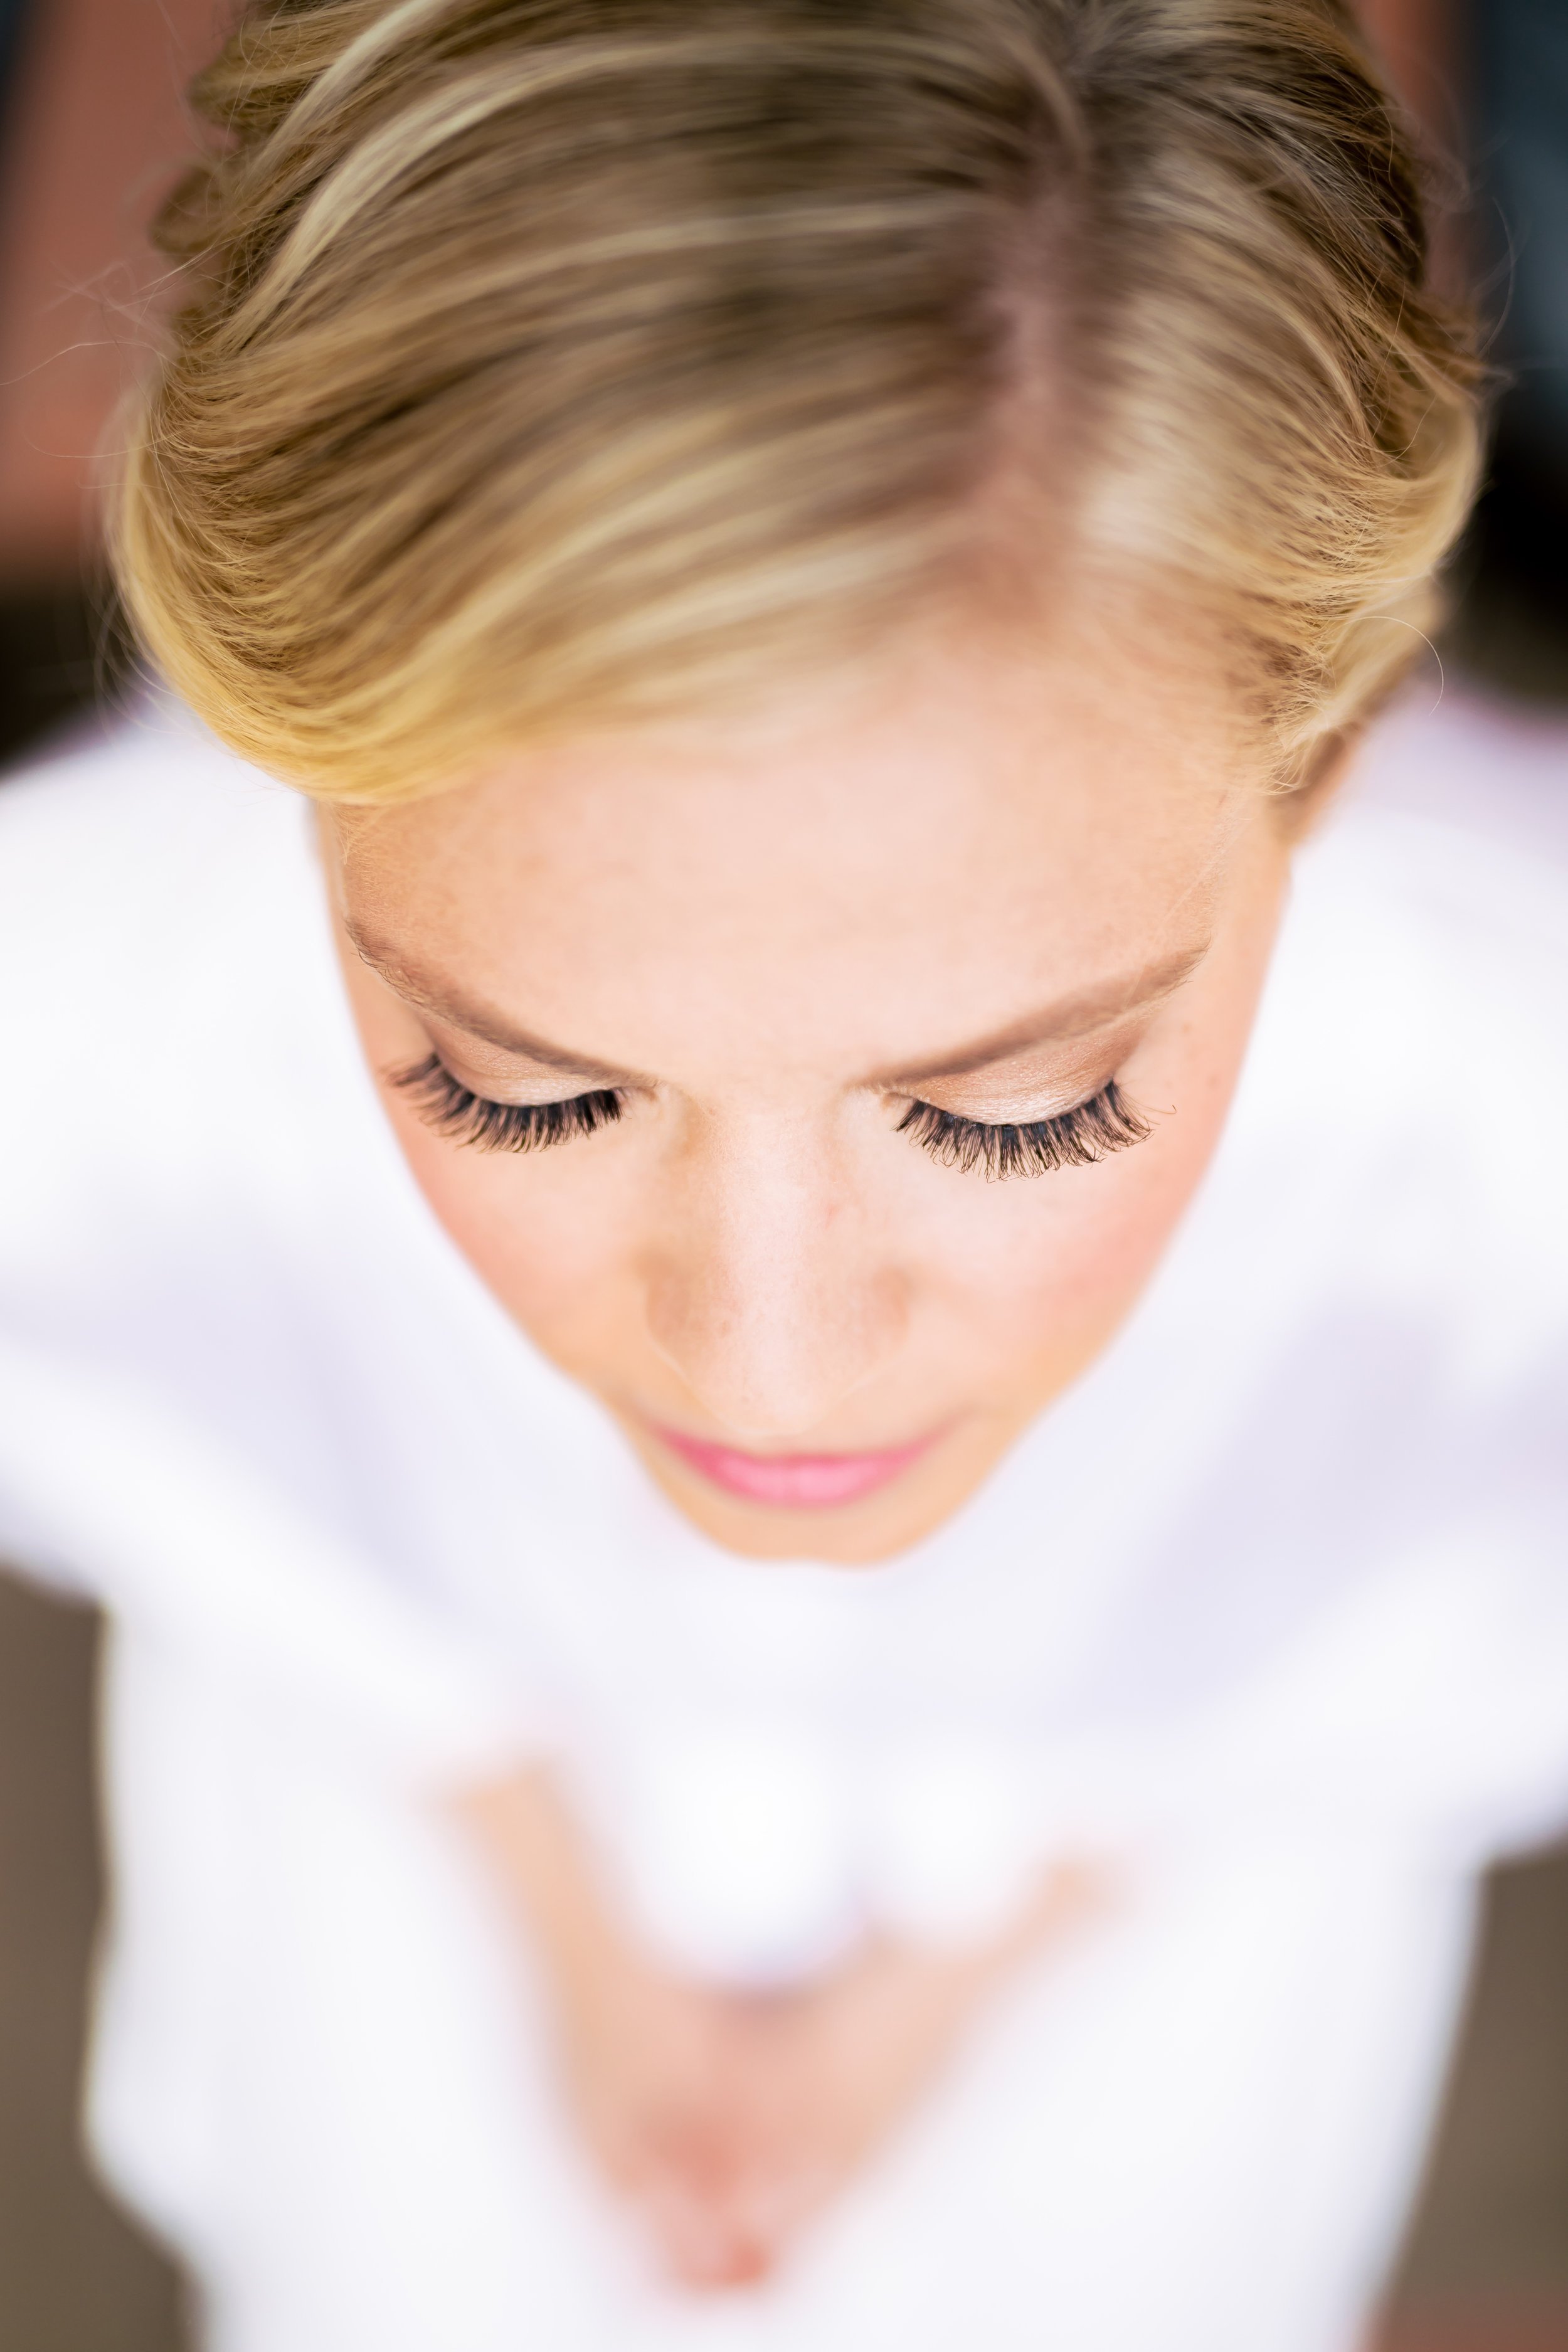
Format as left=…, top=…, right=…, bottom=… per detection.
left=642, top=1108, right=906, bottom=1438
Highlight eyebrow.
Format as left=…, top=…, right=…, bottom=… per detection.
left=346, top=924, right=1210, bottom=1089
left=872, top=942, right=1212, bottom=1086
left=346, top=925, right=645, bottom=1083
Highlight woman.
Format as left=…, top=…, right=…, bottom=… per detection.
left=1, top=3, right=1565, bottom=2347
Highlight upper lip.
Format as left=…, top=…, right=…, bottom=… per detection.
left=649, top=1421, right=941, bottom=1461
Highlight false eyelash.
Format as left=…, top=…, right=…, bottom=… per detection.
left=391, top=1053, right=624, bottom=1152
left=897, top=1079, right=1152, bottom=1180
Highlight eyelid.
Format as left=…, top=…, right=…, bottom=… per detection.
left=393, top=980, right=650, bottom=1091
left=390, top=1052, right=625, bottom=1152
left=899, top=1059, right=1126, bottom=1128
left=896, top=1018, right=1150, bottom=1118
left=415, top=1045, right=624, bottom=1106
left=903, top=1079, right=1103, bottom=1126
left=898, top=1080, right=1153, bottom=1179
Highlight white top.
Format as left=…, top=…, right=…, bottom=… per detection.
left=2, top=689, right=1567, bottom=1984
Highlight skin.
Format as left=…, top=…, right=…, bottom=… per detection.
left=324, top=596, right=1312, bottom=2284
left=329, top=607, right=1293, bottom=1567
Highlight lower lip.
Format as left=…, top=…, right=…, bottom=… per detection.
left=654, top=1427, right=936, bottom=1510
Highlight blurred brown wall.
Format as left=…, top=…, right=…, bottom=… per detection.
left=1358, top=0, right=1463, bottom=154
left=0, top=0, right=218, bottom=581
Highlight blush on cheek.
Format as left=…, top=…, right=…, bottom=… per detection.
left=978, top=1106, right=1222, bottom=1370
left=999, top=1207, right=1166, bottom=1369
left=395, top=1115, right=642, bottom=1357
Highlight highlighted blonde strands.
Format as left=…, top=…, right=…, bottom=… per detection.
left=113, top=0, right=1483, bottom=805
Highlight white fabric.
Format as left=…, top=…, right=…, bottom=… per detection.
left=1, top=688, right=1567, bottom=2348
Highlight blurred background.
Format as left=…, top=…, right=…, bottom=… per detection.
left=0, top=2, right=1564, bottom=2346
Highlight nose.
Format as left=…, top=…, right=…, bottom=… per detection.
left=642, top=1123, right=908, bottom=1440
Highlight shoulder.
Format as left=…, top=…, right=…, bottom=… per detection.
left=0, top=698, right=322, bottom=1063
left=0, top=697, right=307, bottom=972
left=1274, top=692, right=1568, bottom=1108
left=1227, top=691, right=1568, bottom=1360
left=0, top=702, right=340, bottom=1253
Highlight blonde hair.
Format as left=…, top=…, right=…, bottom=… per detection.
left=115, top=0, right=1482, bottom=803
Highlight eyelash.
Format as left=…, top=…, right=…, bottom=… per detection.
left=391, top=1054, right=625, bottom=1151
left=393, top=1054, right=1151, bottom=1180
left=896, top=1081, right=1152, bottom=1179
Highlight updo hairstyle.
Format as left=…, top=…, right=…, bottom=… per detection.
left=115, top=0, right=1483, bottom=802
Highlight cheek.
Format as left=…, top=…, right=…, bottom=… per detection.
left=917, top=1021, right=1246, bottom=1370
left=391, top=1047, right=1234, bottom=1385
left=392, top=1108, right=645, bottom=1340
left=370, top=888, right=1263, bottom=1415
left=923, top=1137, right=1202, bottom=1354
left=336, top=928, right=645, bottom=1351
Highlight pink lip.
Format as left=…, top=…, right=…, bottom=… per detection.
left=654, top=1426, right=936, bottom=1509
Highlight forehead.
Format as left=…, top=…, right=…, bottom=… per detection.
left=332, top=622, right=1258, bottom=1071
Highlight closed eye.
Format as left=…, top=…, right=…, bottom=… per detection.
left=898, top=1079, right=1152, bottom=1179
left=391, top=1053, right=625, bottom=1152
left=391, top=1052, right=1150, bottom=1173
